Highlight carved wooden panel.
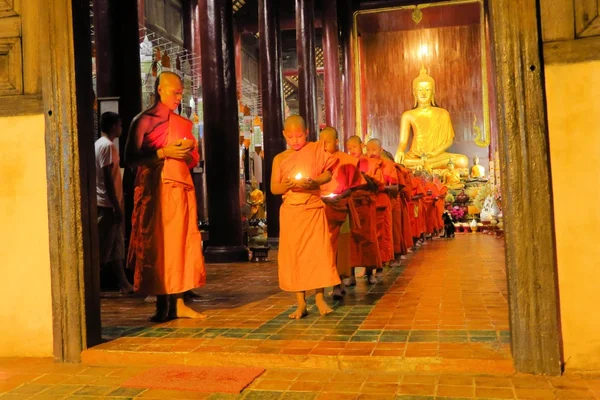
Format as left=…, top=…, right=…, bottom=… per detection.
left=575, top=0, right=600, bottom=37
left=0, top=0, right=22, bottom=96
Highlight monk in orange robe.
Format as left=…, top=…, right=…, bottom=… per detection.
left=320, top=127, right=364, bottom=299
left=411, top=171, right=426, bottom=245
left=271, top=115, right=340, bottom=319
left=125, top=72, right=206, bottom=322
left=398, top=164, right=415, bottom=254
left=423, top=174, right=440, bottom=237
left=346, top=136, right=382, bottom=285
left=434, top=174, right=448, bottom=234
left=366, top=139, right=398, bottom=270
left=381, top=150, right=407, bottom=261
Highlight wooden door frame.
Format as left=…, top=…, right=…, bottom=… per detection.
left=42, top=0, right=563, bottom=374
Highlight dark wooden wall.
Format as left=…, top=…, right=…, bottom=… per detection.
left=361, top=20, right=491, bottom=164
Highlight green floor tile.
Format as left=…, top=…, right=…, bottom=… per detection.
left=38, top=385, right=82, bottom=396
left=243, top=390, right=283, bottom=400
left=106, top=387, right=146, bottom=397
left=380, top=335, right=408, bottom=342
left=350, top=335, right=379, bottom=342
left=470, top=336, right=498, bottom=343
left=468, top=330, right=498, bottom=337
left=73, top=385, right=114, bottom=396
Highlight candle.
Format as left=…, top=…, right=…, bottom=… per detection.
left=325, top=193, right=336, bottom=198
left=294, top=172, right=303, bottom=180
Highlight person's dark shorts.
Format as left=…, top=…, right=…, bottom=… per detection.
left=97, top=207, right=125, bottom=264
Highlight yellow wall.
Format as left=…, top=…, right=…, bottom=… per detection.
left=545, top=61, right=600, bottom=372
left=0, top=114, right=54, bottom=357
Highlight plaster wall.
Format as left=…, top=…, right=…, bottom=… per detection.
left=0, top=114, right=53, bottom=356
left=545, top=60, right=600, bottom=372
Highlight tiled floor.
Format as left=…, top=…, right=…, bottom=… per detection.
left=1, top=357, right=600, bottom=399
left=87, top=234, right=512, bottom=373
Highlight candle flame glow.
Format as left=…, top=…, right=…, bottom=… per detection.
left=326, top=193, right=336, bottom=198
left=295, top=173, right=303, bottom=180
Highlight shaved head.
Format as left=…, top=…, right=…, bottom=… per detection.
left=284, top=115, right=306, bottom=131
left=156, top=71, right=183, bottom=111
left=283, top=114, right=308, bottom=151
left=347, top=135, right=362, bottom=145
left=366, top=138, right=382, bottom=158
left=319, top=127, right=338, bottom=154
left=367, top=138, right=381, bottom=147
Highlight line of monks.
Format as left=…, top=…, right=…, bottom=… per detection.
left=126, top=72, right=448, bottom=322
left=272, top=115, right=449, bottom=320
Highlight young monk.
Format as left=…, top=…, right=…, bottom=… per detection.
left=320, top=127, right=363, bottom=299
left=346, top=135, right=382, bottom=285
left=433, top=174, right=449, bottom=236
left=366, top=139, right=398, bottom=272
left=271, top=115, right=340, bottom=319
left=126, top=71, right=206, bottom=322
left=411, top=170, right=427, bottom=246
left=397, top=164, right=416, bottom=255
left=381, top=150, right=407, bottom=264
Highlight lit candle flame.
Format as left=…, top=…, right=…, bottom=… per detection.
left=295, top=173, right=303, bottom=180
left=326, top=193, right=336, bottom=198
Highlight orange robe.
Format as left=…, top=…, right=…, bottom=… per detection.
left=423, top=181, right=439, bottom=234
left=368, top=157, right=395, bottom=264
left=350, top=156, right=383, bottom=269
left=389, top=164, right=406, bottom=256
left=411, top=176, right=426, bottom=238
left=398, top=166, right=415, bottom=249
left=129, top=112, right=206, bottom=295
left=276, top=141, right=341, bottom=291
left=435, top=182, right=448, bottom=230
left=322, top=151, right=363, bottom=278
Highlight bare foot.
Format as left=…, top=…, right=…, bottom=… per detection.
left=315, top=297, right=333, bottom=316
left=144, top=295, right=157, bottom=303
left=175, top=299, right=207, bottom=319
left=288, top=305, right=308, bottom=319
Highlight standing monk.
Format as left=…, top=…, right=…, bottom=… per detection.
left=125, top=72, right=206, bottom=322
left=271, top=115, right=340, bottom=319
left=346, top=136, right=383, bottom=285
left=320, top=127, right=363, bottom=299
left=366, top=139, right=398, bottom=271
left=433, top=174, right=448, bottom=235
left=381, top=150, right=407, bottom=263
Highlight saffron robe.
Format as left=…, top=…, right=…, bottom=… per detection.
left=374, top=158, right=397, bottom=263
left=128, top=112, right=206, bottom=295
left=277, top=141, right=341, bottom=291
left=398, top=166, right=415, bottom=250
left=411, top=175, right=426, bottom=238
left=322, top=151, right=363, bottom=278
left=389, top=164, right=408, bottom=255
left=423, top=181, right=439, bottom=234
left=435, top=182, right=448, bottom=230
left=349, top=156, right=383, bottom=269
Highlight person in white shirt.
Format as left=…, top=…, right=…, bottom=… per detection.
left=95, top=112, right=134, bottom=294
left=251, top=145, right=264, bottom=191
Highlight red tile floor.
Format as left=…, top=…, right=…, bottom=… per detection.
left=3, top=234, right=599, bottom=399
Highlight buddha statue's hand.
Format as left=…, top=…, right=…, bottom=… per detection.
left=394, top=151, right=405, bottom=165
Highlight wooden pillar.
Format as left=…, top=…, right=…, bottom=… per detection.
left=296, top=0, right=319, bottom=141
left=259, top=0, right=286, bottom=243
left=93, top=0, right=142, bottom=251
left=198, top=0, right=248, bottom=262
left=339, top=0, right=356, bottom=143
left=488, top=0, right=562, bottom=375
left=322, top=0, right=341, bottom=130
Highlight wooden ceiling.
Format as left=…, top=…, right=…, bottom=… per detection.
left=357, top=2, right=481, bottom=34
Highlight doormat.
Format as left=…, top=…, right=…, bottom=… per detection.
left=121, top=365, right=265, bottom=393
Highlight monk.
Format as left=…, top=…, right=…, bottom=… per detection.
left=346, top=136, right=382, bottom=285
left=366, top=139, right=398, bottom=272
left=434, top=174, right=448, bottom=235
left=320, top=127, right=364, bottom=299
left=271, top=115, right=340, bottom=319
left=411, top=170, right=427, bottom=246
left=397, top=163, right=416, bottom=255
left=125, top=72, right=206, bottom=322
left=422, top=172, right=440, bottom=238
left=381, top=150, right=407, bottom=262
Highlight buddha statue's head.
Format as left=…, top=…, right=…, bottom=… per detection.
left=413, top=67, right=436, bottom=108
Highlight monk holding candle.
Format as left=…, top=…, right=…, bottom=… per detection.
left=366, top=139, right=398, bottom=271
left=271, top=115, right=340, bottom=319
left=125, top=71, right=206, bottom=322
left=320, top=127, right=363, bottom=299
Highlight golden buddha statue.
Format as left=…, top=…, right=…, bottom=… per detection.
left=395, top=67, right=469, bottom=170
left=470, top=155, right=486, bottom=178
left=443, top=159, right=465, bottom=190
